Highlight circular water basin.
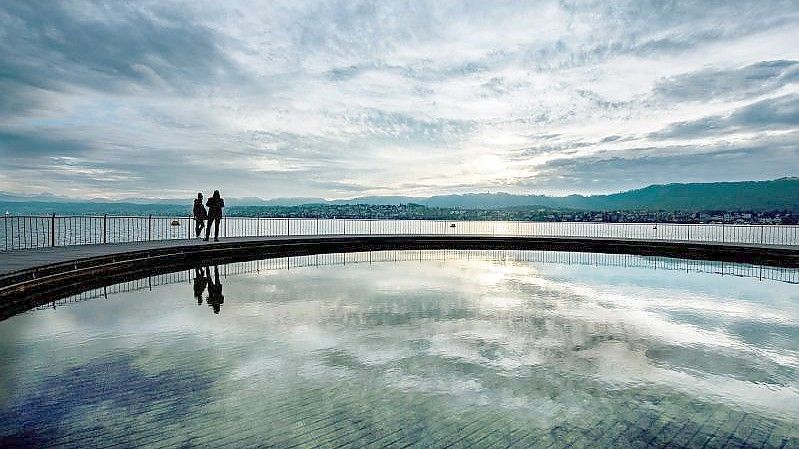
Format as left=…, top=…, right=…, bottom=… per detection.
left=1, top=250, right=798, bottom=448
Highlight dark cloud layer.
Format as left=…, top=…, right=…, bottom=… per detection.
left=652, top=94, right=799, bottom=139
left=0, top=1, right=236, bottom=116
left=0, top=130, right=87, bottom=158
left=522, top=134, right=799, bottom=193
left=653, top=60, right=799, bottom=103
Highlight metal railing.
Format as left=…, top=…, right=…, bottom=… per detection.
left=2, top=215, right=798, bottom=251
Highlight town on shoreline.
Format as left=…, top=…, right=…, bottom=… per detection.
left=231, top=204, right=797, bottom=225
left=3, top=201, right=796, bottom=225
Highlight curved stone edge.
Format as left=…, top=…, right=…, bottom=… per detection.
left=1, top=236, right=797, bottom=320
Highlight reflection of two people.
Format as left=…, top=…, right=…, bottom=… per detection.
left=193, top=265, right=224, bottom=314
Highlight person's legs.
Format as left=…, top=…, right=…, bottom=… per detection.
left=204, top=217, right=213, bottom=240
left=213, top=217, right=220, bottom=241
left=195, top=218, right=205, bottom=237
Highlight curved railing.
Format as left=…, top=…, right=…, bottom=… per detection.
left=2, top=215, right=798, bottom=251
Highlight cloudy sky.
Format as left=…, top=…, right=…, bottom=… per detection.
left=1, top=0, right=798, bottom=200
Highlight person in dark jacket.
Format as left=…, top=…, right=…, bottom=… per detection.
left=204, top=190, right=224, bottom=242
left=193, top=193, right=208, bottom=238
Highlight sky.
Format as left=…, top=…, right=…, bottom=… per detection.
left=1, top=0, right=798, bottom=200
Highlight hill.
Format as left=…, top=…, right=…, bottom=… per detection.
left=336, top=178, right=799, bottom=211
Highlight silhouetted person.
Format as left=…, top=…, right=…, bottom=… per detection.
left=193, top=267, right=208, bottom=305
left=204, top=190, right=224, bottom=242
left=193, top=193, right=208, bottom=238
left=206, top=265, right=225, bottom=314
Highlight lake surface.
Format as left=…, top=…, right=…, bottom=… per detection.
left=1, top=250, right=798, bottom=448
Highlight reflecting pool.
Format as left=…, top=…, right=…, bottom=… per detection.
left=1, top=250, right=798, bottom=448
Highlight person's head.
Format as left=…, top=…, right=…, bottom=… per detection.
left=213, top=190, right=220, bottom=198
left=197, top=192, right=203, bottom=199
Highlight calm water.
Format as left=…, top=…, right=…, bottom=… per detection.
left=1, top=250, right=798, bottom=448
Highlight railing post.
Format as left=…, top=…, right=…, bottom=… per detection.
left=343, top=218, right=346, bottom=235
left=103, top=214, right=107, bottom=244
left=287, top=218, right=291, bottom=236
left=148, top=215, right=152, bottom=241
left=760, top=225, right=764, bottom=245
left=316, top=217, right=319, bottom=235
left=51, top=213, right=55, bottom=247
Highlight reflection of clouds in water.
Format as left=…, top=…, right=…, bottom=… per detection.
left=385, top=370, right=482, bottom=396
left=583, top=341, right=799, bottom=417
left=517, top=275, right=799, bottom=368
left=223, top=256, right=799, bottom=420
left=232, top=257, right=795, bottom=419
left=3, top=251, right=799, bottom=444
left=533, top=274, right=798, bottom=326
left=230, top=354, right=285, bottom=380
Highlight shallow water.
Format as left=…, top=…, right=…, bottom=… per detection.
left=1, top=250, right=798, bottom=448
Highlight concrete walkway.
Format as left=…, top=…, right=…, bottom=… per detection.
left=2, top=234, right=797, bottom=277
left=0, top=236, right=272, bottom=276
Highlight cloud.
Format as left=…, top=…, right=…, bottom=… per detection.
left=0, top=2, right=237, bottom=101
left=651, top=94, right=799, bottom=139
left=1, top=0, right=798, bottom=198
left=652, top=60, right=799, bottom=103
left=0, top=130, right=88, bottom=158
left=518, top=133, right=799, bottom=193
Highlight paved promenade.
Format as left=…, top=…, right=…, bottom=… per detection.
left=2, top=234, right=797, bottom=277
left=0, top=236, right=277, bottom=276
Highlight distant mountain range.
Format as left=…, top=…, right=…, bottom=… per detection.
left=400, top=177, right=799, bottom=211
left=2, top=178, right=798, bottom=213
